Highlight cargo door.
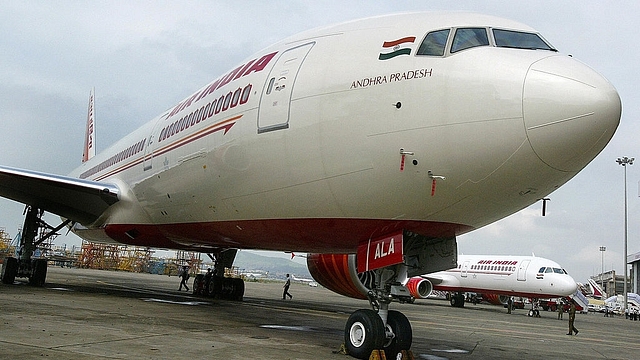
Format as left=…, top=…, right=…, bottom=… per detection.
left=258, top=42, right=314, bottom=133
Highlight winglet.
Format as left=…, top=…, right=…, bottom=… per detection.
left=82, top=88, right=96, bottom=163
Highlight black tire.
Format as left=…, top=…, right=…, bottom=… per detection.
left=207, top=276, right=222, bottom=298
left=1, top=257, right=18, bottom=284
left=344, top=309, right=385, bottom=359
left=450, top=293, right=465, bottom=308
left=193, top=274, right=204, bottom=295
left=383, top=310, right=412, bottom=358
left=232, top=278, right=245, bottom=301
left=29, top=259, right=47, bottom=286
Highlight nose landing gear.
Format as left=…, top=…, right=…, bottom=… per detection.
left=344, top=265, right=414, bottom=360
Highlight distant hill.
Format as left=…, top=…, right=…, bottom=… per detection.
left=233, top=251, right=311, bottom=279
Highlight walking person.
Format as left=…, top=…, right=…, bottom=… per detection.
left=282, top=273, right=293, bottom=300
left=178, top=265, right=190, bottom=291
left=567, top=301, right=579, bottom=335
left=557, top=299, right=564, bottom=320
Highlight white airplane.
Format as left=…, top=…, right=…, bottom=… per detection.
left=404, top=255, right=578, bottom=312
left=0, top=11, right=621, bottom=359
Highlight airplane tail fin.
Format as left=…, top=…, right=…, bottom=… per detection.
left=587, top=278, right=606, bottom=298
left=82, top=88, right=96, bottom=163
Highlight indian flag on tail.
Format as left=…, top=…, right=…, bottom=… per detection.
left=378, top=36, right=416, bottom=60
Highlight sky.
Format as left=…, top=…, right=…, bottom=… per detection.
left=0, top=1, right=638, bottom=284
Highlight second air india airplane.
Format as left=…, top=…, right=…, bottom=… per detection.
left=404, top=255, right=579, bottom=311
left=0, top=12, right=621, bottom=359
left=309, top=254, right=581, bottom=316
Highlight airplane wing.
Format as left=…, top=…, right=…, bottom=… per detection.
left=0, top=165, right=119, bottom=225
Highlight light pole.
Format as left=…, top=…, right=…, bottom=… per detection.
left=600, top=246, right=606, bottom=296
left=617, top=156, right=634, bottom=315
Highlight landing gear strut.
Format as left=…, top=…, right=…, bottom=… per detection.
left=344, top=264, right=413, bottom=359
left=528, top=299, right=541, bottom=317
left=192, top=249, right=244, bottom=301
left=341, top=232, right=457, bottom=359
left=1, top=206, right=70, bottom=286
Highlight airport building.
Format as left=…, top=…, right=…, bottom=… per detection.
left=628, top=251, right=640, bottom=295
left=591, top=270, right=628, bottom=297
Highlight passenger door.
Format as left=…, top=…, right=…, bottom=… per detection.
left=258, top=42, right=314, bottom=133
left=517, top=260, right=530, bottom=281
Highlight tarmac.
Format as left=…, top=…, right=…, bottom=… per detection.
left=2, top=267, right=640, bottom=359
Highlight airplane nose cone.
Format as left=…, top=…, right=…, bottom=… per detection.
left=561, top=277, right=578, bottom=295
left=523, top=55, right=621, bottom=172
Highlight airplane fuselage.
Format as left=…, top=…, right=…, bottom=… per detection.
left=423, top=255, right=577, bottom=299
left=68, top=12, right=620, bottom=254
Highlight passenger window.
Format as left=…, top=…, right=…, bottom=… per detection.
left=451, top=28, right=489, bottom=53
left=493, top=29, right=555, bottom=51
left=417, top=29, right=450, bottom=56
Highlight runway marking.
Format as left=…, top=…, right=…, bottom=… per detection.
left=144, top=298, right=209, bottom=306
left=49, top=287, right=73, bottom=291
left=260, top=325, right=317, bottom=332
left=432, top=349, right=469, bottom=353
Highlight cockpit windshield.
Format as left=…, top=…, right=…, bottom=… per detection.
left=493, top=29, right=556, bottom=51
left=416, top=27, right=556, bottom=57
left=538, top=266, right=568, bottom=274
left=451, top=28, right=489, bottom=53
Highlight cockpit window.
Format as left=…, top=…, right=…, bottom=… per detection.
left=451, top=28, right=489, bottom=53
left=553, top=268, right=565, bottom=274
left=493, top=29, right=555, bottom=51
left=545, top=267, right=553, bottom=273
left=539, top=267, right=546, bottom=273
left=417, top=29, right=450, bottom=56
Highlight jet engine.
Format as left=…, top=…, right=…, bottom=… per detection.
left=306, top=253, right=433, bottom=301
left=482, top=293, right=510, bottom=306
left=306, top=253, right=370, bottom=300
left=405, top=277, right=433, bottom=299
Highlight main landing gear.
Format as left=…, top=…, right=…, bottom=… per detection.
left=192, top=249, right=245, bottom=301
left=345, top=264, right=413, bottom=360
left=1, top=206, right=70, bottom=286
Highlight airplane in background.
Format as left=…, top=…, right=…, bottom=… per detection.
left=0, top=11, right=620, bottom=359
left=404, top=255, right=581, bottom=315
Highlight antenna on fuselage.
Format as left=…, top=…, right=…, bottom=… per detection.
left=538, top=198, right=550, bottom=216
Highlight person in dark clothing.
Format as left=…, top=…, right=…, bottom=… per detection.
left=282, top=273, right=293, bottom=300
left=179, top=266, right=190, bottom=291
left=567, top=301, right=579, bottom=335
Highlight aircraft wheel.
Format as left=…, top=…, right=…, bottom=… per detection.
left=29, top=259, right=47, bottom=287
left=450, top=293, right=465, bottom=308
left=193, top=274, right=204, bottom=295
left=232, top=278, right=245, bottom=301
left=345, top=309, right=385, bottom=360
left=207, top=276, right=222, bottom=298
left=383, top=310, right=412, bottom=358
left=1, top=257, right=18, bottom=284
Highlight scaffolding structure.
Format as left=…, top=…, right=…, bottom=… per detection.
left=0, top=227, right=14, bottom=263
left=171, top=250, right=202, bottom=276
left=76, top=241, right=154, bottom=272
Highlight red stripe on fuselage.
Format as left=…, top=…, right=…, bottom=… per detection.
left=76, top=218, right=471, bottom=253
